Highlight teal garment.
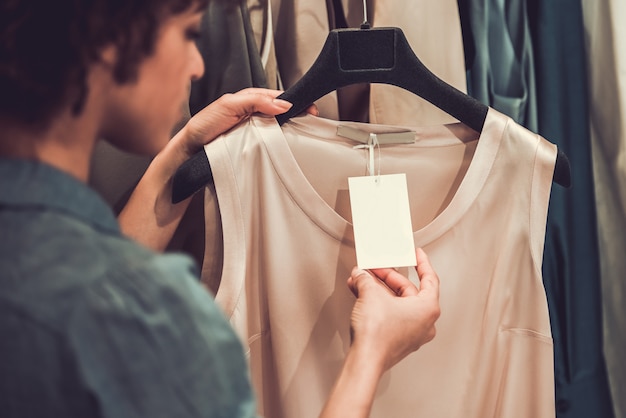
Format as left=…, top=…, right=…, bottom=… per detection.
left=527, top=1, right=615, bottom=417
left=190, top=0, right=267, bottom=115
left=463, top=0, right=538, bottom=132
left=0, top=159, right=256, bottom=418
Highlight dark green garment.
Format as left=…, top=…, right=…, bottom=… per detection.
left=527, top=1, right=614, bottom=417
left=462, top=0, right=538, bottom=132
left=190, top=0, right=267, bottom=115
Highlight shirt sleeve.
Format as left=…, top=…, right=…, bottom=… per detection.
left=67, top=253, right=257, bottom=418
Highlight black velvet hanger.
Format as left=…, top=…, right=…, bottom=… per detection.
left=171, top=25, right=571, bottom=204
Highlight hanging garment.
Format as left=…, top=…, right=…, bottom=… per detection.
left=526, top=1, right=615, bottom=417
left=189, top=0, right=269, bottom=116
left=459, top=0, right=614, bottom=415
left=367, top=0, right=468, bottom=125
left=201, top=110, right=556, bottom=418
left=461, top=0, right=538, bottom=132
left=272, top=0, right=467, bottom=124
left=582, top=1, right=626, bottom=417
left=247, top=0, right=280, bottom=90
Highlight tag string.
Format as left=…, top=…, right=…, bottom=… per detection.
left=353, top=133, right=381, bottom=182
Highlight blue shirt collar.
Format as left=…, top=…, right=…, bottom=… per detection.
left=0, top=158, right=120, bottom=235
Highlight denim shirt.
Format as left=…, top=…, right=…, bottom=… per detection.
left=0, top=158, right=256, bottom=418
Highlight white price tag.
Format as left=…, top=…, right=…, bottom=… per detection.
left=348, top=173, right=417, bottom=269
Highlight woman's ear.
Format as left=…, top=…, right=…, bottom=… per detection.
left=99, top=45, right=118, bottom=69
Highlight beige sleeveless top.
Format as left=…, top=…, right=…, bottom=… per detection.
left=202, top=109, right=556, bottom=418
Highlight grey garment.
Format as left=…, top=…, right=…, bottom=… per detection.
left=464, top=0, right=538, bottom=132
left=583, top=1, right=626, bottom=416
left=0, top=159, right=256, bottom=418
left=190, top=0, right=268, bottom=115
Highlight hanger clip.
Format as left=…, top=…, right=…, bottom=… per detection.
left=337, top=124, right=415, bottom=145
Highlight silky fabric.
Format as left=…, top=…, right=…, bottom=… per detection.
left=527, top=1, right=615, bottom=416
left=271, top=0, right=467, bottom=124
left=201, top=110, right=556, bottom=418
left=582, top=1, right=626, bottom=417
left=0, top=159, right=256, bottom=418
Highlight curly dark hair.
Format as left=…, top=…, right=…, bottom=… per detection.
left=0, top=0, right=208, bottom=130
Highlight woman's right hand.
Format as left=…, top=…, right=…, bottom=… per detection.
left=347, top=247, right=441, bottom=372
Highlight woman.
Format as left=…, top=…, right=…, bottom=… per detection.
left=0, top=0, right=440, bottom=417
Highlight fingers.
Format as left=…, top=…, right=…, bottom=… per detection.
left=414, top=248, right=440, bottom=299
left=184, top=88, right=294, bottom=151
left=219, top=89, right=293, bottom=117
left=232, top=87, right=283, bottom=99
left=227, top=88, right=321, bottom=117
left=191, top=88, right=316, bottom=141
left=305, top=103, right=320, bottom=116
left=175, top=87, right=316, bottom=176
left=349, top=248, right=440, bottom=299
left=347, top=268, right=374, bottom=297
left=368, top=267, right=419, bottom=297
left=348, top=265, right=419, bottom=299
left=348, top=267, right=399, bottom=298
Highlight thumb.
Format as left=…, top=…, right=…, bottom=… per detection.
left=347, top=268, right=376, bottom=297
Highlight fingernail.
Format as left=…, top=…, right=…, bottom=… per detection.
left=273, top=99, right=293, bottom=109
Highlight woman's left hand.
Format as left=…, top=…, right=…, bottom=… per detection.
left=176, top=88, right=317, bottom=157
left=119, top=88, right=316, bottom=251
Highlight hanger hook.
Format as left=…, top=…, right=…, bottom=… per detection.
left=361, top=0, right=371, bottom=29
